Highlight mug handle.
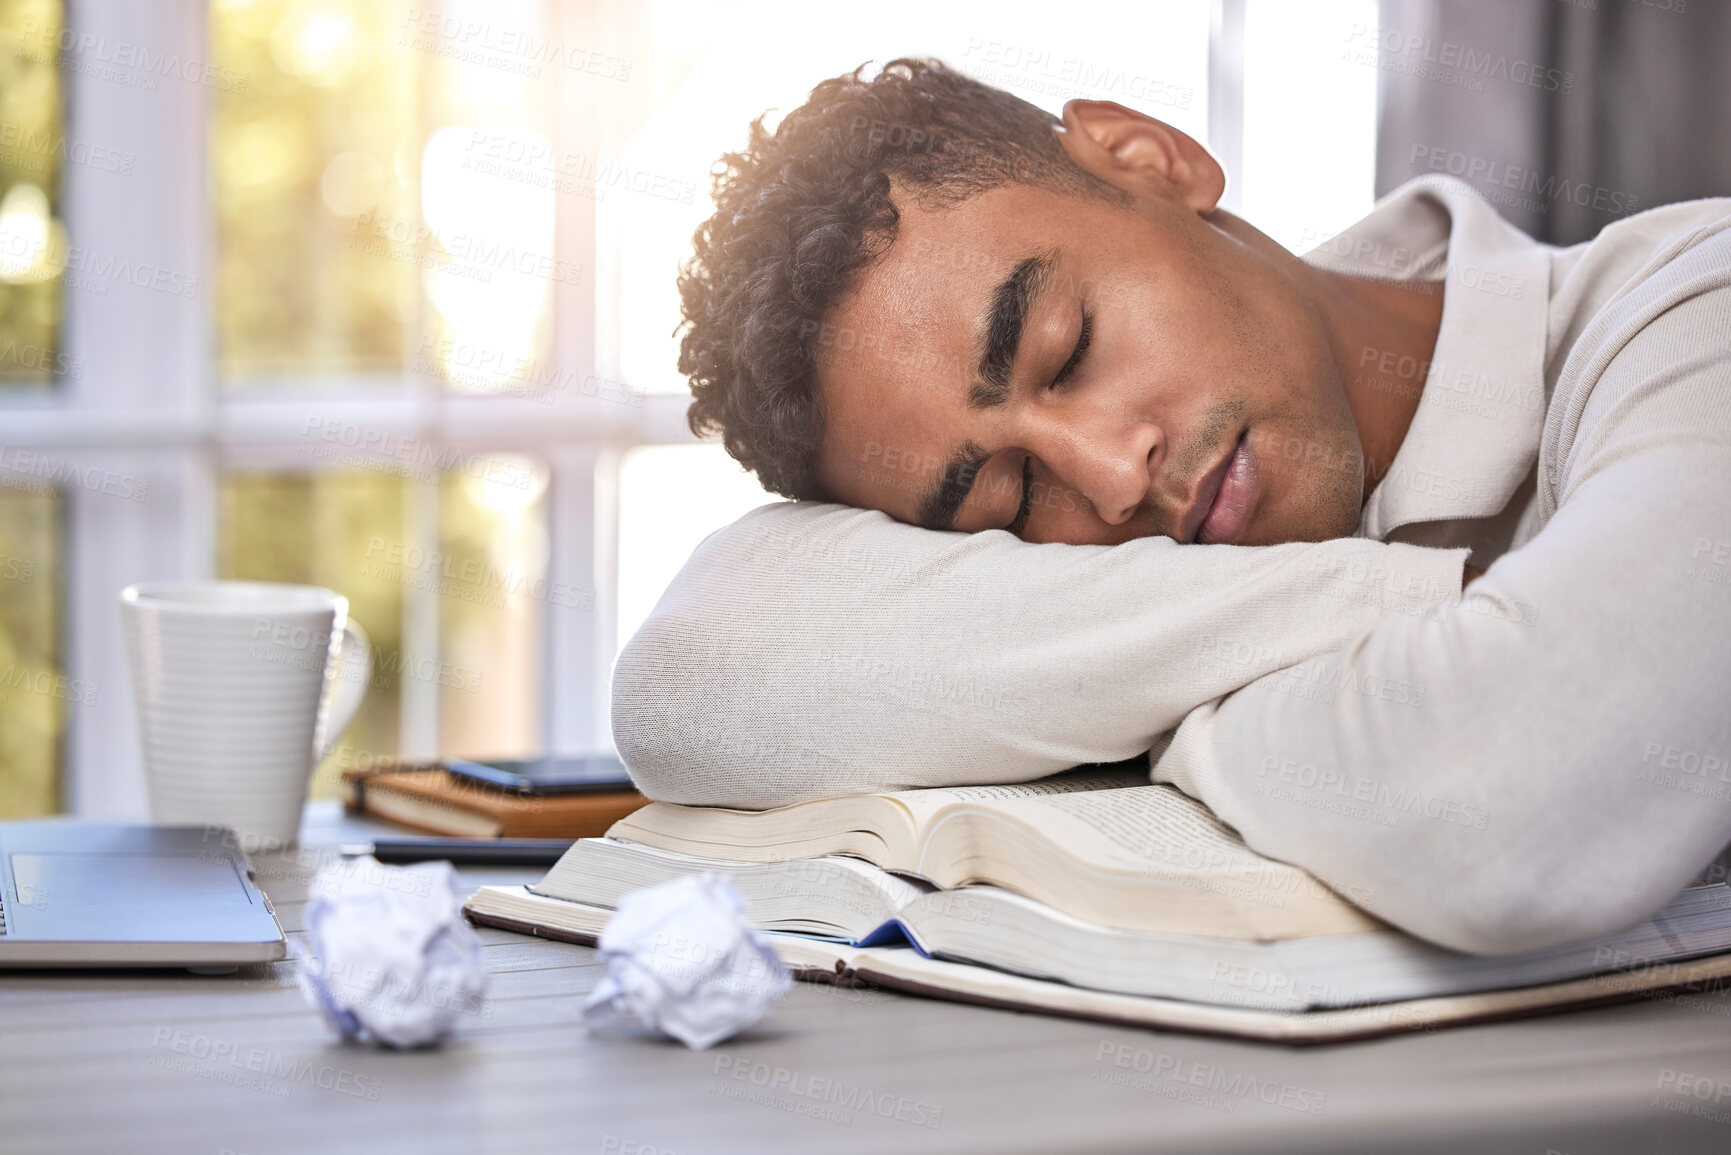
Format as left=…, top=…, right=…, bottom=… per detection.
left=320, top=618, right=373, bottom=760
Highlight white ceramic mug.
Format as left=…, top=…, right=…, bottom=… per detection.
left=120, top=581, right=372, bottom=849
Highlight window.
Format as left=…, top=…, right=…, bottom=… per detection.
left=209, top=0, right=558, bottom=796
left=0, top=0, right=1381, bottom=817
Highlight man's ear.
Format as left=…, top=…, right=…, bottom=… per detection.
left=1055, top=99, right=1226, bottom=215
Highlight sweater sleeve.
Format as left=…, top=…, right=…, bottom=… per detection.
left=612, top=499, right=1466, bottom=809
left=1153, top=258, right=1731, bottom=955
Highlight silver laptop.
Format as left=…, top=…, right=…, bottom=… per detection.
left=0, top=822, right=287, bottom=969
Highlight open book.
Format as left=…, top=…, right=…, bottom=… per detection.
left=604, top=769, right=1382, bottom=939
left=460, top=769, right=1731, bottom=1037
left=485, top=835, right=1731, bottom=1012
left=464, top=884, right=1731, bottom=1044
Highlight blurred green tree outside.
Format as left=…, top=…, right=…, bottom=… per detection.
left=211, top=0, right=417, bottom=382
left=0, top=0, right=64, bottom=388
left=0, top=0, right=64, bottom=817
left=0, top=488, right=61, bottom=816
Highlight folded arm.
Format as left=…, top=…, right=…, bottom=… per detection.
left=613, top=502, right=1465, bottom=808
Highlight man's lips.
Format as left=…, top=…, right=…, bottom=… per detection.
left=1179, top=431, right=1260, bottom=544
left=1198, top=432, right=1259, bottom=544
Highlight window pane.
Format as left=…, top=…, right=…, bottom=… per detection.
left=616, top=443, right=772, bottom=657
left=0, top=486, right=63, bottom=817
left=210, top=0, right=419, bottom=383
left=436, top=456, right=547, bottom=756
left=0, top=0, right=67, bottom=388
left=415, top=0, right=556, bottom=397
left=218, top=460, right=548, bottom=790
left=1242, top=0, right=1379, bottom=254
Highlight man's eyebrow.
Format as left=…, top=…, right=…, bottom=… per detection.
left=915, top=440, right=992, bottom=531
left=968, top=252, right=1054, bottom=409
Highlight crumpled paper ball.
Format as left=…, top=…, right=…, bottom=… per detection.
left=583, top=873, right=791, bottom=1049
left=298, top=856, right=488, bottom=1048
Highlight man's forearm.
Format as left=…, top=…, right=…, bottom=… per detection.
left=612, top=501, right=1467, bottom=808
left=1155, top=446, right=1731, bottom=955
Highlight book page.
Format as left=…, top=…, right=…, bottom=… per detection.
left=608, top=791, right=911, bottom=861
left=890, top=767, right=1149, bottom=827
left=613, top=767, right=1148, bottom=862
left=1025, top=786, right=1260, bottom=865
left=1010, top=786, right=1357, bottom=914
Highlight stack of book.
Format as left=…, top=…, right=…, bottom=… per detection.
left=342, top=762, right=647, bottom=838
left=463, top=767, right=1731, bottom=1042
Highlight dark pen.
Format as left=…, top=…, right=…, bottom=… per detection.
left=339, top=838, right=576, bottom=866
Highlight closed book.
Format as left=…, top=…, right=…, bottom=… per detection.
left=341, top=763, right=648, bottom=838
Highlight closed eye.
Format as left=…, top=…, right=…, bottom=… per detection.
left=1050, top=307, right=1092, bottom=390
left=1006, top=307, right=1089, bottom=535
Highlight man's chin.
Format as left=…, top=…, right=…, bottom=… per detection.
left=1233, top=497, right=1363, bottom=547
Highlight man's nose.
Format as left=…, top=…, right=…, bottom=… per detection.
left=1031, top=416, right=1163, bottom=527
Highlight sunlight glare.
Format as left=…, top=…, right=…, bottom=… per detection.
left=420, top=126, right=556, bottom=390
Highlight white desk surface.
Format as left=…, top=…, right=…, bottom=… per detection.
left=9, top=801, right=1731, bottom=1155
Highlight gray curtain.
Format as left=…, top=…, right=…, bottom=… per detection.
left=1376, top=0, right=1731, bottom=245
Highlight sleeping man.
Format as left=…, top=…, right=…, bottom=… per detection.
left=612, top=60, right=1731, bottom=955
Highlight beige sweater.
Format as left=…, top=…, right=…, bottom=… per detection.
left=613, top=177, right=1731, bottom=954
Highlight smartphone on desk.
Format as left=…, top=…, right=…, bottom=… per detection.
left=444, top=754, right=634, bottom=796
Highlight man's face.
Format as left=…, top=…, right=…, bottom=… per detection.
left=812, top=180, right=1365, bottom=546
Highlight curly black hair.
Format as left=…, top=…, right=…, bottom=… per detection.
left=676, top=58, right=1127, bottom=500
